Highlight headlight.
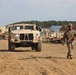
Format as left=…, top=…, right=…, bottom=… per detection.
left=15, top=34, right=19, bottom=38
left=11, top=33, right=19, bottom=39
left=34, top=34, right=38, bottom=39
left=14, top=34, right=19, bottom=41
left=34, top=34, right=38, bottom=37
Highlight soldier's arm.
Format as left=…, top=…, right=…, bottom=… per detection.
left=71, top=30, right=76, bottom=41
left=74, top=30, right=76, bottom=37
left=73, top=30, right=76, bottom=40
left=62, top=32, right=66, bottom=45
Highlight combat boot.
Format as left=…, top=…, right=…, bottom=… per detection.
left=67, top=55, right=69, bottom=59
left=67, top=55, right=73, bottom=59
left=69, top=56, right=73, bottom=59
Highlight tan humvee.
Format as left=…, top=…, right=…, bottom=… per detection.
left=0, top=26, right=7, bottom=40
left=49, top=31, right=64, bottom=43
left=8, top=23, right=42, bottom=51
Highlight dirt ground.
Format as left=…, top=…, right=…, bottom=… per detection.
left=0, top=40, right=76, bottom=75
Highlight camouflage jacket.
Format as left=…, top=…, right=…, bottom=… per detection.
left=63, top=29, right=76, bottom=43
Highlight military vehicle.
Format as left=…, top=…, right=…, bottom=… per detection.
left=0, top=26, right=6, bottom=40
left=49, top=31, right=64, bottom=43
left=8, top=24, right=42, bottom=51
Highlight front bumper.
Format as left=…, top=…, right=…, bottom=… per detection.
left=10, top=39, right=42, bottom=43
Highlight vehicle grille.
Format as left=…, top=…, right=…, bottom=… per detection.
left=20, top=34, right=33, bottom=40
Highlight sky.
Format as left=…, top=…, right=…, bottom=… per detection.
left=0, top=0, right=76, bottom=26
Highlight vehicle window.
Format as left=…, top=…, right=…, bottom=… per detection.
left=15, top=26, right=23, bottom=30
left=25, top=26, right=34, bottom=30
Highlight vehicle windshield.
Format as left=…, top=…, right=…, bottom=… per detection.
left=25, top=26, right=34, bottom=30
left=15, top=26, right=23, bottom=30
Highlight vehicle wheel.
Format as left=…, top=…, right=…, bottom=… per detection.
left=36, top=42, right=42, bottom=52
left=31, top=44, right=35, bottom=50
left=2, top=35, right=5, bottom=39
left=57, top=40, right=61, bottom=43
left=31, top=46, right=35, bottom=50
left=0, top=35, right=3, bottom=40
left=8, top=40, right=15, bottom=51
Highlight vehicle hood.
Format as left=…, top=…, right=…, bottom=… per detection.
left=11, top=30, right=40, bottom=34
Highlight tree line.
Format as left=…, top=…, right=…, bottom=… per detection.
left=14, top=20, right=76, bottom=28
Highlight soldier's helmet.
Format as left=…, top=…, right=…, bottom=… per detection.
left=68, top=23, right=73, bottom=27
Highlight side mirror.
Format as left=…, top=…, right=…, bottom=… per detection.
left=36, top=26, right=42, bottom=32
left=38, top=27, right=42, bottom=32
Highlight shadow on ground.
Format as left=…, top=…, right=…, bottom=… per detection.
left=0, top=49, right=36, bottom=52
left=19, top=56, right=66, bottom=60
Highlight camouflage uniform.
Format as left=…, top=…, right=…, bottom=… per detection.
left=63, top=27, right=76, bottom=59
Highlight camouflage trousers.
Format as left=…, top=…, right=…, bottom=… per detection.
left=67, top=41, right=73, bottom=57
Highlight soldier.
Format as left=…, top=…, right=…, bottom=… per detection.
left=62, top=23, right=76, bottom=59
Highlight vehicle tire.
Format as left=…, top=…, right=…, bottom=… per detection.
left=8, top=40, right=15, bottom=51
left=31, top=44, right=35, bottom=50
left=0, top=35, right=3, bottom=40
left=57, top=40, right=61, bottom=43
left=31, top=46, right=35, bottom=50
left=2, top=35, right=5, bottom=39
left=36, top=42, right=42, bottom=52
